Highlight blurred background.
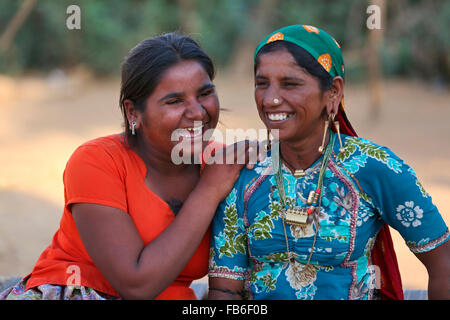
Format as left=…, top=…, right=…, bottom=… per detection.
left=0, top=0, right=449, bottom=293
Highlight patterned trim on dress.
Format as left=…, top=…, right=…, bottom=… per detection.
left=243, top=164, right=273, bottom=213
left=341, top=261, right=358, bottom=300
left=408, top=228, right=450, bottom=253
left=244, top=278, right=253, bottom=300
left=208, top=267, right=248, bottom=281
left=328, top=160, right=360, bottom=263
left=329, top=159, right=363, bottom=300
left=243, top=165, right=272, bottom=259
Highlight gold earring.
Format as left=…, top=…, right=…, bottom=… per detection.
left=318, top=116, right=330, bottom=153
left=333, top=119, right=344, bottom=153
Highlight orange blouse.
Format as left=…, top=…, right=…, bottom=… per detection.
left=26, top=134, right=212, bottom=299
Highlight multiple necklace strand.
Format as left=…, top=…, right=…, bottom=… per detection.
left=273, top=130, right=336, bottom=264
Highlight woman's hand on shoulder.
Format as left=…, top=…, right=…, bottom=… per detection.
left=197, top=140, right=265, bottom=202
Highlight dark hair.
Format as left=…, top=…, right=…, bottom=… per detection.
left=254, top=41, right=333, bottom=92
left=119, top=32, right=215, bottom=147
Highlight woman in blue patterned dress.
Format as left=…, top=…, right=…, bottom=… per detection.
left=208, top=25, right=449, bottom=300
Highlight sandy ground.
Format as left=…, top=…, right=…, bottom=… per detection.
left=0, top=71, right=449, bottom=290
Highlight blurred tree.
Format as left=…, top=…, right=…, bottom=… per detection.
left=0, top=0, right=38, bottom=54
left=367, top=0, right=385, bottom=121
left=0, top=0, right=448, bottom=84
left=381, top=0, right=450, bottom=84
left=176, top=0, right=199, bottom=35
left=227, top=0, right=280, bottom=77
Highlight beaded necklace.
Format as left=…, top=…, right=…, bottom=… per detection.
left=273, top=131, right=335, bottom=264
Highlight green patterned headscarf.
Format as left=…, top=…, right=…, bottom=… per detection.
left=255, top=24, right=345, bottom=80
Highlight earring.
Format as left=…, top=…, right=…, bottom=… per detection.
left=318, top=115, right=330, bottom=153
left=131, top=121, right=137, bottom=136
left=333, top=119, right=344, bottom=153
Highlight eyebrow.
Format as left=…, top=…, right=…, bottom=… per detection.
left=157, top=83, right=216, bottom=103
left=255, top=75, right=305, bottom=82
left=282, top=76, right=305, bottom=82
left=198, top=83, right=216, bottom=93
left=158, top=92, right=183, bottom=103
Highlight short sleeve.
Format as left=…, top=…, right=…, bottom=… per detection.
left=63, top=145, right=128, bottom=213
left=360, top=146, right=449, bottom=254
left=209, top=187, right=250, bottom=280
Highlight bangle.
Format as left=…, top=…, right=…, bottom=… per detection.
left=209, top=287, right=244, bottom=297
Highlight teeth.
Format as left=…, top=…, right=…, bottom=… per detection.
left=187, top=127, right=202, bottom=132
left=268, top=113, right=290, bottom=121
left=178, top=125, right=204, bottom=138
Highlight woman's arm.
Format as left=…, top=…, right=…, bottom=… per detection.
left=71, top=142, right=255, bottom=300
left=414, top=240, right=450, bottom=300
left=72, top=183, right=219, bottom=300
left=208, top=278, right=245, bottom=300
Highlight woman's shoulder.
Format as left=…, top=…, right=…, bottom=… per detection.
left=76, top=133, right=126, bottom=151
left=65, top=133, right=132, bottom=175
left=336, top=134, right=405, bottom=175
left=339, top=135, right=392, bottom=154
left=70, top=133, right=128, bottom=159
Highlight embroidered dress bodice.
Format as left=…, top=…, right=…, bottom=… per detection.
left=209, top=134, right=449, bottom=300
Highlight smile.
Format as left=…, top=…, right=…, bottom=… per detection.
left=266, top=112, right=294, bottom=122
left=177, top=124, right=205, bottom=139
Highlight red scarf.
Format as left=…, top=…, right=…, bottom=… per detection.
left=336, top=107, right=404, bottom=300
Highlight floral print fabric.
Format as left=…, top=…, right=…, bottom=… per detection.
left=209, top=135, right=449, bottom=300
left=0, top=277, right=121, bottom=300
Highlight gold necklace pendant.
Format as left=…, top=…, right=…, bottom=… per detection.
left=284, top=207, right=308, bottom=225
left=294, top=169, right=305, bottom=178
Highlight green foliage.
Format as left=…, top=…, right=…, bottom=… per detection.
left=249, top=213, right=274, bottom=240
left=277, top=0, right=359, bottom=44
left=336, top=139, right=358, bottom=162
left=218, top=202, right=247, bottom=258
left=359, top=191, right=372, bottom=204
left=268, top=201, right=282, bottom=220
left=194, top=0, right=249, bottom=66
left=261, top=273, right=277, bottom=292
left=0, top=0, right=448, bottom=82
left=381, top=0, right=450, bottom=82
left=337, top=137, right=388, bottom=163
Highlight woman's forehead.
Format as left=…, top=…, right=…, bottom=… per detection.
left=154, top=60, right=212, bottom=92
left=256, top=50, right=309, bottom=77
left=161, top=60, right=209, bottom=82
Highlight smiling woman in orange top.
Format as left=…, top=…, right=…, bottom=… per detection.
left=0, top=32, right=251, bottom=300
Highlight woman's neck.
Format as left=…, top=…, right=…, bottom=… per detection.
left=134, top=139, right=197, bottom=177
left=279, top=130, right=330, bottom=172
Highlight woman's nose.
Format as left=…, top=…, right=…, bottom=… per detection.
left=263, top=85, right=281, bottom=108
left=185, top=99, right=206, bottom=120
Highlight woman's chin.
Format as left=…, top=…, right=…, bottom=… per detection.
left=267, top=128, right=294, bottom=143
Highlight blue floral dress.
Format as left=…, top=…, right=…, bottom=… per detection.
left=209, top=134, right=449, bottom=300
